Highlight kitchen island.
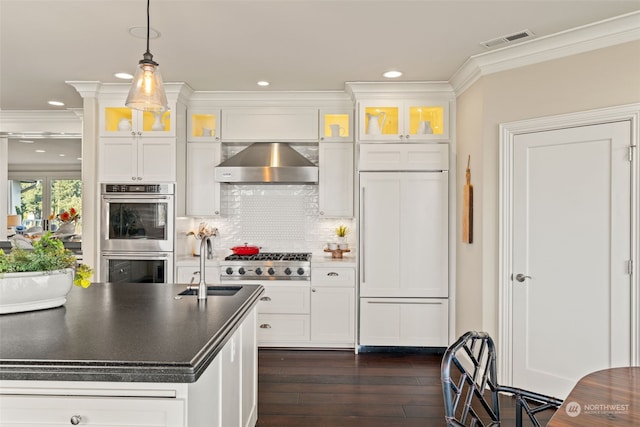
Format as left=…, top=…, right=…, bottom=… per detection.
left=0, top=282, right=264, bottom=427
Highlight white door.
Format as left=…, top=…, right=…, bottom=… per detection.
left=511, top=121, right=632, bottom=398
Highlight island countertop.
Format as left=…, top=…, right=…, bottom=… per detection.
left=0, top=282, right=264, bottom=383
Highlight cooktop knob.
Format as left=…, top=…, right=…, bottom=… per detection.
left=297, top=268, right=305, bottom=275
left=255, top=267, right=263, bottom=275
left=284, top=267, right=292, bottom=275
left=267, top=267, right=275, bottom=275
left=225, top=267, right=233, bottom=275
left=238, top=267, right=246, bottom=275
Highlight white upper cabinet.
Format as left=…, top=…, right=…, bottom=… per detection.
left=319, top=142, right=354, bottom=217
left=99, top=137, right=177, bottom=183
left=221, top=107, right=319, bottom=142
left=99, top=99, right=175, bottom=138
left=188, top=109, right=221, bottom=142
left=186, top=142, right=221, bottom=216
left=319, top=108, right=353, bottom=142
left=357, top=99, right=449, bottom=142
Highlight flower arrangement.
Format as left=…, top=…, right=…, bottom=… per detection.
left=49, top=207, right=80, bottom=224
left=0, top=232, right=93, bottom=288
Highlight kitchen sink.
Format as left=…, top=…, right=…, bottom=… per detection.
left=177, top=286, right=242, bottom=297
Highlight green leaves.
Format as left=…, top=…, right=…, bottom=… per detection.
left=0, top=232, right=93, bottom=287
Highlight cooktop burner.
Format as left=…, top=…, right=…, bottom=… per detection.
left=224, top=252, right=312, bottom=262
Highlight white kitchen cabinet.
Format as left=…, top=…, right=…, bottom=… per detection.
left=221, top=329, right=241, bottom=427
left=359, top=171, right=448, bottom=298
left=175, top=265, right=221, bottom=284
left=319, top=108, right=353, bottom=142
left=319, top=142, right=354, bottom=217
left=255, top=282, right=311, bottom=346
left=186, top=142, right=221, bottom=216
left=221, top=107, right=319, bottom=142
left=358, top=143, right=449, bottom=171
left=356, top=99, right=449, bottom=142
left=99, top=100, right=175, bottom=138
left=99, top=136, right=177, bottom=182
left=311, top=267, right=355, bottom=345
left=359, top=297, right=449, bottom=346
left=241, top=308, right=258, bottom=427
left=0, top=394, right=185, bottom=426
left=188, top=108, right=221, bottom=141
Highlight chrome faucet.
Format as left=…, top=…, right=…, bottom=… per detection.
left=197, top=236, right=214, bottom=300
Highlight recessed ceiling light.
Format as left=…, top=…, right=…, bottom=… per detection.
left=129, top=26, right=160, bottom=39
left=59, top=154, right=66, bottom=157
left=115, top=72, right=133, bottom=79
left=383, top=70, right=403, bottom=79
left=35, top=149, right=46, bottom=153
left=48, top=100, right=65, bottom=106
left=19, top=140, right=34, bottom=144
left=257, top=81, right=270, bottom=87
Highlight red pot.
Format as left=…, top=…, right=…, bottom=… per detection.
left=230, top=243, right=261, bottom=255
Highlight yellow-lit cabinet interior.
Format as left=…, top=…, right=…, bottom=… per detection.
left=188, top=109, right=221, bottom=141
left=357, top=100, right=448, bottom=142
left=319, top=109, right=353, bottom=142
left=99, top=99, right=175, bottom=138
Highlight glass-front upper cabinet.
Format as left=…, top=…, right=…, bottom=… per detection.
left=99, top=99, right=174, bottom=138
left=319, top=109, right=353, bottom=142
left=188, top=109, right=221, bottom=141
left=358, top=99, right=449, bottom=142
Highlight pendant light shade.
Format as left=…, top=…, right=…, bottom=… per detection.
left=125, top=0, right=168, bottom=112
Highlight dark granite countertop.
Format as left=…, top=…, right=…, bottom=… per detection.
left=0, top=282, right=263, bottom=383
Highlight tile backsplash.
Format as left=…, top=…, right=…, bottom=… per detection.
left=177, top=143, right=355, bottom=257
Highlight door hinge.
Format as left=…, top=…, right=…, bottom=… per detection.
left=628, top=259, right=633, bottom=275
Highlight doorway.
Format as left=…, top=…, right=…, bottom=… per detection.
left=499, top=104, right=639, bottom=398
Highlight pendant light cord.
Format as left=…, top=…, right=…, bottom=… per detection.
left=146, top=0, right=151, bottom=54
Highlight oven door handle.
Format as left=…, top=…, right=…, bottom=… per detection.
left=102, top=195, right=172, bottom=202
left=101, top=252, right=171, bottom=260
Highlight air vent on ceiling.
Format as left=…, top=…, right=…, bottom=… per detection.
left=481, top=29, right=535, bottom=48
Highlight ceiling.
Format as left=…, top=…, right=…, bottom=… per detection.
left=2, top=0, right=639, bottom=113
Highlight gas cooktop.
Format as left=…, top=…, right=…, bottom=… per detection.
left=221, top=252, right=312, bottom=280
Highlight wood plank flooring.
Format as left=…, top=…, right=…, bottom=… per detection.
left=256, top=349, right=557, bottom=427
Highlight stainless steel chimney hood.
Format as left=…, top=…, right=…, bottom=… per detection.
left=215, top=142, right=318, bottom=184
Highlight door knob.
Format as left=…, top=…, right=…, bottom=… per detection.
left=514, top=273, right=532, bottom=282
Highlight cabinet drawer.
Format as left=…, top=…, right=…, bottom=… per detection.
left=359, top=298, right=448, bottom=346
left=258, top=285, right=310, bottom=314
left=257, top=314, right=310, bottom=343
left=359, top=143, right=448, bottom=171
left=0, top=395, right=184, bottom=426
left=311, top=268, right=355, bottom=287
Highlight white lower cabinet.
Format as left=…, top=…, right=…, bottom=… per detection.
left=310, top=267, right=355, bottom=346
left=0, top=395, right=184, bottom=426
left=359, top=298, right=448, bottom=346
left=0, top=307, right=259, bottom=427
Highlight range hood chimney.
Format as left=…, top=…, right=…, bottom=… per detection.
left=215, top=142, right=318, bottom=184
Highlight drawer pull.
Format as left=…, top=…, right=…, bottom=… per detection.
left=328, top=272, right=339, bottom=276
left=70, top=415, right=82, bottom=425
left=260, top=324, right=272, bottom=329
left=260, top=296, right=272, bottom=301
left=367, top=301, right=443, bottom=305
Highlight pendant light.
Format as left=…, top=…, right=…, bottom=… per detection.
left=125, top=0, right=168, bottom=112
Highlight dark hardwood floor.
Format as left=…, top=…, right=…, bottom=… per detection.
left=256, top=349, right=557, bottom=427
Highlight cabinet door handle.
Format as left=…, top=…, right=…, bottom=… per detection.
left=70, top=415, right=82, bottom=425
left=260, top=324, right=272, bottom=329
left=312, top=288, right=316, bottom=292
left=328, top=272, right=339, bottom=276
left=367, top=300, right=443, bottom=305
left=260, top=296, right=271, bottom=301
left=361, top=186, right=366, bottom=283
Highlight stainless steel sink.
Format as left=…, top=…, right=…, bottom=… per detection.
left=177, top=286, right=242, bottom=297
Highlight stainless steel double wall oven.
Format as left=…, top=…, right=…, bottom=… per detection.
left=100, top=184, right=174, bottom=283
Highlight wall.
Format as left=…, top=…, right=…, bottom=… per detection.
left=455, top=40, right=640, bottom=338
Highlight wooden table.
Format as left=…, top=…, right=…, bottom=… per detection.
left=547, top=367, right=640, bottom=426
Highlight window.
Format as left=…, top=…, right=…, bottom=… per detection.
left=8, top=172, right=82, bottom=235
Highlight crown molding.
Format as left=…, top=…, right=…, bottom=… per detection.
left=450, top=10, right=640, bottom=95
left=0, top=110, right=81, bottom=135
